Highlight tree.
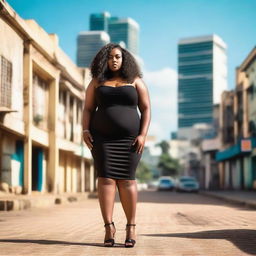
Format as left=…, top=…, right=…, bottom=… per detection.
left=156, top=140, right=182, bottom=177
left=156, top=140, right=170, bottom=154
left=136, top=160, right=152, bottom=183
left=157, top=153, right=180, bottom=176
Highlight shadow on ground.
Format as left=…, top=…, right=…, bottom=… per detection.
left=142, top=228, right=256, bottom=255
left=0, top=239, right=124, bottom=248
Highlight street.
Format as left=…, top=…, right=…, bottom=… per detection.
left=0, top=190, right=255, bottom=256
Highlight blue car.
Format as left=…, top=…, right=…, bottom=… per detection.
left=176, top=176, right=199, bottom=192
left=158, top=176, right=175, bottom=191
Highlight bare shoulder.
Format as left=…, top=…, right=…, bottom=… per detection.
left=134, top=77, right=147, bottom=90
left=87, top=78, right=99, bottom=89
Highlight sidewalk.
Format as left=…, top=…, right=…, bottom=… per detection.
left=199, top=189, right=256, bottom=209
left=0, top=191, right=91, bottom=211
left=1, top=189, right=256, bottom=212
left=1, top=190, right=255, bottom=255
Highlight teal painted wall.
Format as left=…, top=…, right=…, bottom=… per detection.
left=243, top=157, right=251, bottom=189
left=10, top=140, right=24, bottom=187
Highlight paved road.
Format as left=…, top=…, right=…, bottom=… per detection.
left=0, top=190, right=255, bottom=255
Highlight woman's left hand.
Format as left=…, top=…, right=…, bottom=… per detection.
left=132, top=135, right=146, bottom=154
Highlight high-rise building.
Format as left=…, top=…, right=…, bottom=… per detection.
left=89, top=12, right=110, bottom=31
left=108, top=17, right=139, bottom=55
left=76, top=31, right=110, bottom=67
left=89, top=12, right=139, bottom=55
left=177, top=34, right=227, bottom=139
left=77, top=13, right=139, bottom=67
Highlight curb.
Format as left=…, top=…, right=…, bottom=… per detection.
left=0, top=192, right=91, bottom=211
left=199, top=191, right=256, bottom=209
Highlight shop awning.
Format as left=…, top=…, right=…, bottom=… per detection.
left=216, top=137, right=256, bottom=161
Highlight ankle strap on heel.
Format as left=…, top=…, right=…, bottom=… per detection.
left=126, top=224, right=136, bottom=226
left=104, top=222, right=114, bottom=227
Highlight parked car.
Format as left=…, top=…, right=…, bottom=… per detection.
left=137, top=183, right=148, bottom=191
left=176, top=176, right=199, bottom=192
left=158, top=176, right=175, bottom=191
left=147, top=180, right=159, bottom=189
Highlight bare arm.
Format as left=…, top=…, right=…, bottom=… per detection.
left=133, top=77, right=151, bottom=153
left=136, top=78, right=151, bottom=137
left=82, top=78, right=98, bottom=149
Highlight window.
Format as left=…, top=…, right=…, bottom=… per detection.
left=32, top=73, right=48, bottom=127
left=247, top=84, right=254, bottom=101
left=0, top=56, right=12, bottom=108
left=58, top=90, right=66, bottom=123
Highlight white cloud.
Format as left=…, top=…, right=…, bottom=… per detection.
left=151, top=97, right=171, bottom=108
left=143, top=68, right=177, bottom=89
left=142, top=67, right=178, bottom=142
left=149, top=121, right=164, bottom=136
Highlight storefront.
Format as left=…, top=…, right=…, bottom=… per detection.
left=216, top=138, right=256, bottom=190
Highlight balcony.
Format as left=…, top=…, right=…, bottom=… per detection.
left=0, top=107, right=18, bottom=113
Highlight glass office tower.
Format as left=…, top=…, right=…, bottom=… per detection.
left=108, top=17, right=139, bottom=55
left=178, top=35, right=227, bottom=138
left=89, top=12, right=110, bottom=31
left=89, top=13, right=139, bottom=55
left=76, top=31, right=110, bottom=67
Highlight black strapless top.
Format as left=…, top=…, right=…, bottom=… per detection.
left=90, top=85, right=140, bottom=138
left=95, top=85, right=138, bottom=109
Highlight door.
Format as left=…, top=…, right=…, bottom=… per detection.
left=251, top=156, right=256, bottom=189
left=32, top=147, right=43, bottom=191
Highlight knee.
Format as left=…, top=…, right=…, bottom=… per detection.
left=117, top=180, right=136, bottom=189
left=98, top=177, right=116, bottom=186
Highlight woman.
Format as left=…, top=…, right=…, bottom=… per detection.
left=82, top=43, right=151, bottom=248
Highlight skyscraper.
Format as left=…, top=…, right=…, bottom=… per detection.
left=89, top=13, right=139, bottom=55
left=89, top=12, right=110, bottom=31
left=76, top=31, right=110, bottom=67
left=177, top=34, right=227, bottom=139
left=108, top=17, right=139, bottom=55
left=77, top=13, right=140, bottom=68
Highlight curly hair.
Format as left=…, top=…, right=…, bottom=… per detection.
left=90, top=43, right=142, bottom=83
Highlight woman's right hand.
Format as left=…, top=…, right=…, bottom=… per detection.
left=83, top=130, right=94, bottom=150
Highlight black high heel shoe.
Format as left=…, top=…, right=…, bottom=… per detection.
left=125, top=224, right=136, bottom=248
left=104, top=222, right=115, bottom=247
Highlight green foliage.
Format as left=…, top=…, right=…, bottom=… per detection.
left=136, top=160, right=152, bottom=183
left=156, top=140, right=170, bottom=154
left=33, top=114, right=43, bottom=125
left=156, top=140, right=182, bottom=177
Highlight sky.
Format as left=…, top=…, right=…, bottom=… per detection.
left=7, top=0, right=256, bottom=141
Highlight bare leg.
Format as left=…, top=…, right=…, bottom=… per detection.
left=117, top=179, right=137, bottom=246
left=97, top=177, right=117, bottom=244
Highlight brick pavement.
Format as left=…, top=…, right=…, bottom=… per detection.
left=199, top=190, right=256, bottom=209
left=0, top=190, right=255, bottom=255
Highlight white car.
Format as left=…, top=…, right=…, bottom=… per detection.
left=158, top=176, right=175, bottom=191
left=176, top=176, right=199, bottom=192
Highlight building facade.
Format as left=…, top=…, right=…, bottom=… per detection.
left=89, top=12, right=110, bottom=31
left=108, top=17, right=139, bottom=55
left=88, top=12, right=139, bottom=55
left=178, top=34, right=227, bottom=139
left=0, top=0, right=95, bottom=195
left=216, top=47, right=256, bottom=190
left=76, top=31, right=110, bottom=68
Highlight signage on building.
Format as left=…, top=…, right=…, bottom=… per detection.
left=240, top=139, right=252, bottom=152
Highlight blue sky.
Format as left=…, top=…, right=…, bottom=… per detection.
left=8, top=0, right=256, bottom=141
